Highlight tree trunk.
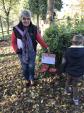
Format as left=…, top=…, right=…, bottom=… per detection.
left=6, top=15, right=10, bottom=36
left=47, top=0, right=55, bottom=25
left=0, top=16, right=4, bottom=40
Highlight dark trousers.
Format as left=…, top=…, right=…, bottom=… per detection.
left=18, top=54, right=36, bottom=81
left=65, top=74, right=81, bottom=100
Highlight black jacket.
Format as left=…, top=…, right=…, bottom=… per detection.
left=61, top=45, right=84, bottom=77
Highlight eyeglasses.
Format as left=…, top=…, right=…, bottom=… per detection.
left=22, top=17, right=30, bottom=20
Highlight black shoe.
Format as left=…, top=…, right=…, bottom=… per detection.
left=26, top=82, right=30, bottom=87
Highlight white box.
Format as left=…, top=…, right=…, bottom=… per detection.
left=41, top=53, right=56, bottom=64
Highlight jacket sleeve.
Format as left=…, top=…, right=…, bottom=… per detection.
left=36, top=32, right=48, bottom=48
left=11, top=31, right=18, bottom=52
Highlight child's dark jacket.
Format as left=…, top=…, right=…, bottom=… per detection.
left=62, top=45, right=84, bottom=77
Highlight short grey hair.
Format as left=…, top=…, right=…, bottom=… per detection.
left=20, top=10, right=31, bottom=18
left=72, top=34, right=84, bottom=45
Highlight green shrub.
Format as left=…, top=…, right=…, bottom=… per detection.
left=41, top=20, right=84, bottom=67
left=43, top=24, right=62, bottom=66
left=43, top=24, right=59, bottom=54
left=74, top=21, right=84, bottom=35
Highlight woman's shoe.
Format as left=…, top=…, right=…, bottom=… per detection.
left=30, top=81, right=36, bottom=86
left=26, top=82, right=30, bottom=87
left=26, top=81, right=30, bottom=87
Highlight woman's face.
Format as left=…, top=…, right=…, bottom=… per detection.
left=21, top=16, right=31, bottom=27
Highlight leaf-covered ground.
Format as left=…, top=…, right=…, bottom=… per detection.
left=0, top=41, right=84, bottom=113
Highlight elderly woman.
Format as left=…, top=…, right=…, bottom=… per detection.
left=11, top=10, right=49, bottom=86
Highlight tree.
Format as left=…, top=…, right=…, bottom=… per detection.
left=0, top=16, right=4, bottom=39
left=25, top=0, right=62, bottom=27
left=27, top=0, right=47, bottom=28
left=0, top=0, right=19, bottom=35
left=47, top=0, right=62, bottom=24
